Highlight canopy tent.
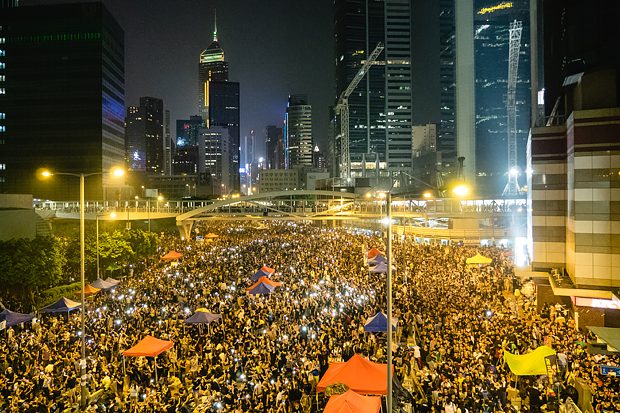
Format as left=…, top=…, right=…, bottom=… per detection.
left=323, top=390, right=381, bottom=413
left=0, top=309, right=35, bottom=328
left=587, top=326, right=620, bottom=352
left=123, top=335, right=174, bottom=357
left=261, top=265, right=275, bottom=275
left=251, top=269, right=269, bottom=282
left=91, top=278, right=116, bottom=290
left=247, top=276, right=283, bottom=291
left=123, top=335, right=174, bottom=382
left=368, top=262, right=396, bottom=274
left=503, top=346, right=556, bottom=376
left=104, top=277, right=120, bottom=286
left=364, top=312, right=398, bottom=333
left=75, top=284, right=101, bottom=297
left=367, top=248, right=384, bottom=259
left=368, top=254, right=387, bottom=265
left=184, top=311, right=222, bottom=325
left=248, top=282, right=275, bottom=295
left=161, top=251, right=183, bottom=261
left=205, top=233, right=219, bottom=238
left=317, top=354, right=388, bottom=395
left=41, top=297, right=81, bottom=313
left=466, top=253, right=492, bottom=265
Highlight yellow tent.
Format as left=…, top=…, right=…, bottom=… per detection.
left=466, top=253, right=492, bottom=265
left=503, top=346, right=556, bottom=376
left=205, top=233, right=219, bottom=238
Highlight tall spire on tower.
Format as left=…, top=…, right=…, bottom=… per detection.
left=213, top=9, right=218, bottom=42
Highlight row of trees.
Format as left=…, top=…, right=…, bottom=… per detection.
left=0, top=229, right=159, bottom=311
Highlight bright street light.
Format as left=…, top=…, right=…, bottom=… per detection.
left=422, top=191, right=433, bottom=199
left=452, top=184, right=470, bottom=198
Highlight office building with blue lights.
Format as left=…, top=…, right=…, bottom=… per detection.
left=0, top=2, right=126, bottom=199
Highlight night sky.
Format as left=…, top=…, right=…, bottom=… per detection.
left=24, top=0, right=335, bottom=158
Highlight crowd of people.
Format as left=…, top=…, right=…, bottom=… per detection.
left=0, top=222, right=618, bottom=412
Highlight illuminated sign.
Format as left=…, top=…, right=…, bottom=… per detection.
left=478, top=1, right=512, bottom=15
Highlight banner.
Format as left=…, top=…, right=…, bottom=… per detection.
left=600, top=365, right=620, bottom=376
left=0, top=320, right=5, bottom=331
left=544, top=355, right=557, bottom=383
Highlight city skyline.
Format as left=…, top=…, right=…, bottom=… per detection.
left=23, top=0, right=335, bottom=159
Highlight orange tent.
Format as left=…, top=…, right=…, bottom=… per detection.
left=75, top=284, right=101, bottom=297
left=261, top=265, right=275, bottom=274
left=367, top=248, right=384, bottom=259
left=246, top=276, right=283, bottom=291
left=161, top=251, right=183, bottom=261
left=317, top=354, right=389, bottom=395
left=123, top=335, right=174, bottom=357
left=323, top=390, right=381, bottom=413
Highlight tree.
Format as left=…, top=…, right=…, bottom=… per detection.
left=0, top=237, right=66, bottom=311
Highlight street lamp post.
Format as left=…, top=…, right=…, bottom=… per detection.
left=386, top=191, right=393, bottom=413
left=40, top=167, right=123, bottom=410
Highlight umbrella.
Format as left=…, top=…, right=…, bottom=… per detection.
left=0, top=309, right=35, bottom=328
left=367, top=248, right=384, bottom=259
left=261, top=265, right=275, bottom=274
left=368, top=262, right=396, bottom=273
left=205, top=233, right=219, bottom=238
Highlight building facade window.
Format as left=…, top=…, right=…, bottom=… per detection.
left=0, top=113, right=5, bottom=119
left=0, top=163, right=5, bottom=170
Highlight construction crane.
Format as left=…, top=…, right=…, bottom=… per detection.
left=335, top=42, right=384, bottom=180
left=503, top=20, right=522, bottom=196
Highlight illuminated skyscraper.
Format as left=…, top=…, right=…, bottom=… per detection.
left=285, top=95, right=313, bottom=168
left=197, top=13, right=240, bottom=191
left=0, top=2, right=125, bottom=199
left=334, top=0, right=412, bottom=178
left=125, top=97, right=164, bottom=174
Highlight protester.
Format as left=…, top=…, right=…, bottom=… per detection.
left=0, top=222, right=617, bottom=412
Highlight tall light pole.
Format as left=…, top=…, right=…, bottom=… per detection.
left=386, top=191, right=393, bottom=413
left=40, top=167, right=124, bottom=410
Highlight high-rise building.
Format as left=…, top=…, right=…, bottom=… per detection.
left=208, top=81, right=239, bottom=190
left=172, top=116, right=203, bottom=175
left=0, top=2, right=125, bottom=199
left=198, top=126, right=231, bottom=195
left=265, top=125, right=284, bottom=169
left=197, top=16, right=240, bottom=192
left=384, top=0, right=413, bottom=171
left=334, top=0, right=413, bottom=178
left=438, top=0, right=457, bottom=169
left=334, top=0, right=386, bottom=178
left=198, top=15, right=228, bottom=120
left=285, top=95, right=313, bottom=168
left=125, top=97, right=164, bottom=174
left=125, top=106, right=144, bottom=171
left=163, top=109, right=172, bottom=175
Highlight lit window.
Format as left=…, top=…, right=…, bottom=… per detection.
left=0, top=113, right=4, bottom=119
left=0, top=38, right=4, bottom=44
left=0, top=75, right=4, bottom=81
left=0, top=126, right=4, bottom=132
left=0, top=88, right=4, bottom=94
left=0, top=50, right=4, bottom=56
left=0, top=63, right=4, bottom=69
left=0, top=163, right=5, bottom=170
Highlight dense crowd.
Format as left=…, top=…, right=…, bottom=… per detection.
left=0, top=222, right=618, bottom=412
